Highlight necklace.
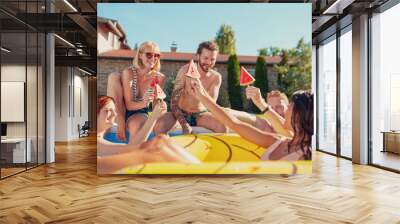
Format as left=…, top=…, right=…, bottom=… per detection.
left=131, top=67, right=160, bottom=102
left=130, top=66, right=143, bottom=102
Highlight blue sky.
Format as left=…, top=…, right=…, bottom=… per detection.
left=98, top=3, right=311, bottom=56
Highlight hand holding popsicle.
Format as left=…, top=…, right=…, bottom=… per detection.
left=245, top=86, right=263, bottom=104
left=240, top=66, right=256, bottom=99
left=143, top=88, right=155, bottom=105
left=189, top=78, right=207, bottom=99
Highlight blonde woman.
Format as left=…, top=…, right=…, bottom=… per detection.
left=107, top=41, right=166, bottom=143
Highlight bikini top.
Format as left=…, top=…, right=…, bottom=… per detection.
left=261, top=138, right=284, bottom=160
left=130, top=66, right=161, bottom=103
left=261, top=138, right=306, bottom=160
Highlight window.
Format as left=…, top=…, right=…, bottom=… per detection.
left=317, top=36, right=337, bottom=154
left=339, top=28, right=352, bottom=158
left=370, top=3, right=400, bottom=171
left=0, top=1, right=47, bottom=179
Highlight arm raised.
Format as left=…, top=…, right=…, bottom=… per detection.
left=190, top=80, right=279, bottom=148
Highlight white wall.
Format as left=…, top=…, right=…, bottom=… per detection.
left=55, top=66, right=69, bottom=141
left=1, top=65, right=26, bottom=139
left=97, top=27, right=118, bottom=54
left=1, top=64, right=26, bottom=82
left=97, top=30, right=113, bottom=54
left=54, top=67, right=89, bottom=141
left=97, top=25, right=123, bottom=54
left=0, top=65, right=41, bottom=137
left=71, top=73, right=89, bottom=138
left=1, top=63, right=46, bottom=164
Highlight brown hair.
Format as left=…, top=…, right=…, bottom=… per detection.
left=97, top=95, right=115, bottom=114
left=288, top=90, right=313, bottom=160
left=196, top=41, right=219, bottom=55
left=267, top=90, right=289, bottom=106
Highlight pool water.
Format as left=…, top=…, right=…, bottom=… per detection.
left=103, top=128, right=184, bottom=144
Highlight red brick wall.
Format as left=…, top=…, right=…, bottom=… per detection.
left=98, top=57, right=279, bottom=109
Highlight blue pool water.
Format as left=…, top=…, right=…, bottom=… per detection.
left=103, top=129, right=183, bottom=144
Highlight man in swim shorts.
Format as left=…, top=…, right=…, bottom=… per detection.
left=154, top=41, right=227, bottom=134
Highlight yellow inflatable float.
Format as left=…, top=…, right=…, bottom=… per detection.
left=116, top=133, right=311, bottom=175
left=115, top=111, right=312, bottom=174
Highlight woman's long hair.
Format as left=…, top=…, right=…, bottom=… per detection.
left=289, top=90, right=313, bottom=160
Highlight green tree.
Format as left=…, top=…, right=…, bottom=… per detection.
left=258, top=48, right=267, bottom=56
left=163, top=71, right=177, bottom=110
left=254, top=56, right=268, bottom=98
left=273, top=38, right=311, bottom=97
left=215, top=24, right=236, bottom=55
left=292, top=38, right=312, bottom=90
left=217, top=87, right=231, bottom=108
left=274, top=49, right=289, bottom=92
left=259, top=47, right=282, bottom=56
left=227, top=54, right=242, bottom=110
left=246, top=56, right=268, bottom=112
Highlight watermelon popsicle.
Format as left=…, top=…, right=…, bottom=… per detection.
left=145, top=78, right=166, bottom=105
left=185, top=60, right=201, bottom=79
left=154, top=84, right=166, bottom=100
left=240, top=66, right=256, bottom=99
left=240, top=66, right=255, bottom=86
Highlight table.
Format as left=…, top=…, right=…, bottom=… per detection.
left=381, top=131, right=400, bottom=154
left=1, top=138, right=31, bottom=163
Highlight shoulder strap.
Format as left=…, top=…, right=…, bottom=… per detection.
left=130, top=67, right=143, bottom=102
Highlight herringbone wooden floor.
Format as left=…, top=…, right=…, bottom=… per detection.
left=1, top=135, right=400, bottom=224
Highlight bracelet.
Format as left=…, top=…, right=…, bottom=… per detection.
left=261, top=105, right=270, bottom=114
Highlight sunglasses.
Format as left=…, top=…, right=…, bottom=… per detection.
left=144, top=52, right=161, bottom=60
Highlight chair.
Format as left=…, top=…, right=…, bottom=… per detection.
left=78, top=121, right=90, bottom=138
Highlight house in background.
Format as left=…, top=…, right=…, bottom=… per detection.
left=97, top=17, right=130, bottom=54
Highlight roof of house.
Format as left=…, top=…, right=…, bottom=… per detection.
left=97, top=17, right=127, bottom=41
left=98, top=49, right=282, bottom=64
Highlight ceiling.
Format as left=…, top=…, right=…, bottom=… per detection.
left=0, top=0, right=97, bottom=74
left=0, top=0, right=394, bottom=75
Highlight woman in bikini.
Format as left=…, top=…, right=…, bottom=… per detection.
left=189, top=80, right=313, bottom=160
left=97, top=96, right=199, bottom=174
left=107, top=41, right=166, bottom=144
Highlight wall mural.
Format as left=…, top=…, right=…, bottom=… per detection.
left=97, top=3, right=313, bottom=174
